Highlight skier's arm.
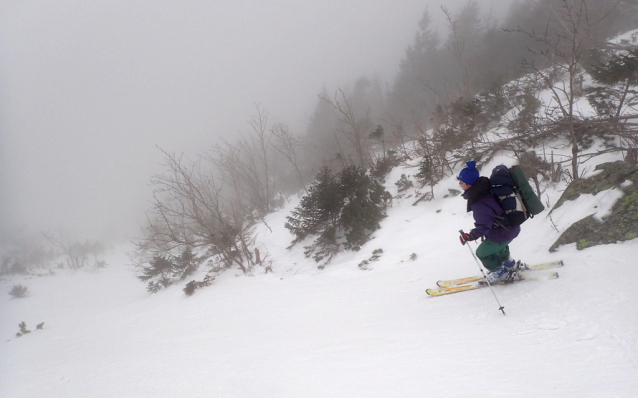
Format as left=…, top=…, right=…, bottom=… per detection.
left=470, top=204, right=497, bottom=239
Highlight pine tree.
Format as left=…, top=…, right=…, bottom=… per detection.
left=584, top=46, right=638, bottom=158
left=338, top=166, right=388, bottom=251
left=415, top=156, right=436, bottom=187
left=138, top=255, right=174, bottom=293
left=390, top=8, right=441, bottom=121
left=585, top=48, right=638, bottom=118
left=285, top=167, right=340, bottom=246
left=137, top=247, right=201, bottom=293
left=285, top=166, right=389, bottom=265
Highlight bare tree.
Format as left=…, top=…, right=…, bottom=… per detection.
left=205, top=105, right=282, bottom=217
left=271, top=123, right=309, bottom=195
left=136, top=149, right=256, bottom=274
left=319, top=87, right=373, bottom=169
left=42, top=232, right=104, bottom=269
left=513, top=0, right=616, bottom=179
left=1, top=229, right=56, bottom=273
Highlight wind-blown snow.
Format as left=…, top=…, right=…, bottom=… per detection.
left=2, top=149, right=638, bottom=397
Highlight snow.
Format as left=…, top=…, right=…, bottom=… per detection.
left=2, top=153, right=638, bottom=397
left=611, top=29, right=638, bottom=45
left=3, top=29, right=638, bottom=398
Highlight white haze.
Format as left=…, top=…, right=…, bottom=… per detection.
left=0, top=0, right=512, bottom=243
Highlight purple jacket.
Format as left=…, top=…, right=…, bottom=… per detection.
left=463, top=177, right=520, bottom=242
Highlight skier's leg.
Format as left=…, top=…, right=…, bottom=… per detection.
left=476, top=239, right=511, bottom=271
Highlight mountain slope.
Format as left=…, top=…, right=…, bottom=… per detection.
left=3, top=29, right=638, bottom=398
left=2, top=151, right=638, bottom=397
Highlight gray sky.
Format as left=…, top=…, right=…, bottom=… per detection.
left=0, top=0, right=512, bottom=243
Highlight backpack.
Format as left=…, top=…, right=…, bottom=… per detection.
left=489, top=165, right=545, bottom=228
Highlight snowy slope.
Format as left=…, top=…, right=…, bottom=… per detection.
left=2, top=149, right=638, bottom=397
left=3, top=31, right=638, bottom=398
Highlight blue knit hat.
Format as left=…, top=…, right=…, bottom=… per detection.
left=458, top=160, right=480, bottom=185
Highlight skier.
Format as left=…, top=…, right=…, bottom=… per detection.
left=457, top=160, right=521, bottom=284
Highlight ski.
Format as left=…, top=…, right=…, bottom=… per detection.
left=436, top=260, right=564, bottom=288
left=523, top=259, right=565, bottom=271
left=426, top=271, right=559, bottom=297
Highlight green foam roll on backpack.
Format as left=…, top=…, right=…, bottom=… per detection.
left=509, top=165, right=545, bottom=216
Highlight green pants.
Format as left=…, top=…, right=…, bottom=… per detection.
left=476, top=239, right=512, bottom=271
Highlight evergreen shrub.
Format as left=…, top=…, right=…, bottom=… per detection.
left=137, top=248, right=200, bottom=293
left=9, top=284, right=29, bottom=298
left=285, top=166, right=389, bottom=265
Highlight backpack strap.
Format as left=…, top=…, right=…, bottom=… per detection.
left=493, top=216, right=511, bottom=232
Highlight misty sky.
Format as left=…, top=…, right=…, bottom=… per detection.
left=0, top=0, right=512, bottom=242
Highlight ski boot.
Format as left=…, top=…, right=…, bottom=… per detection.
left=503, top=259, right=524, bottom=281
left=480, top=266, right=509, bottom=285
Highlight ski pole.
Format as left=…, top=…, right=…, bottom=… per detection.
left=460, top=230, right=506, bottom=316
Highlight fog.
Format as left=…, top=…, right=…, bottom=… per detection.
left=0, top=0, right=511, bottom=243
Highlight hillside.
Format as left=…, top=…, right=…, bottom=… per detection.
left=3, top=28, right=638, bottom=398
left=2, top=145, right=638, bottom=397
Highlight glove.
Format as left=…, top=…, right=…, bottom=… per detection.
left=459, top=231, right=477, bottom=245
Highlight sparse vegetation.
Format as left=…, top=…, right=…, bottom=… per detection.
left=9, top=284, right=29, bottom=299
left=137, top=248, right=201, bottom=293
left=183, top=274, right=215, bottom=296
left=358, top=249, right=384, bottom=270
left=14, top=321, right=44, bottom=338
left=0, top=228, right=107, bottom=276
left=16, top=322, right=30, bottom=337
left=395, top=174, right=414, bottom=193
